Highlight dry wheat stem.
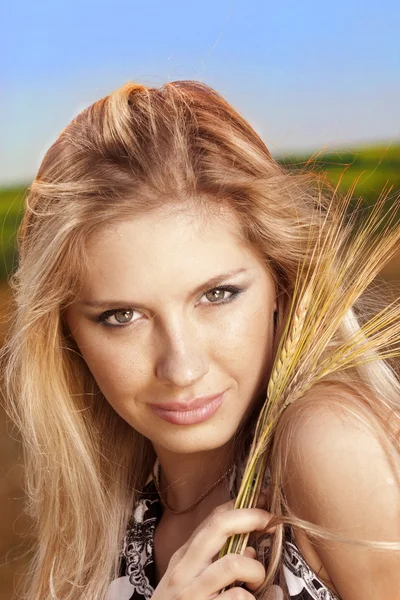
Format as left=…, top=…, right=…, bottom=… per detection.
left=218, top=184, right=400, bottom=594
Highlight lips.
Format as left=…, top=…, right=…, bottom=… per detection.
left=150, top=391, right=225, bottom=412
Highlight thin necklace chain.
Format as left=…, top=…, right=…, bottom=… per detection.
left=153, top=462, right=234, bottom=515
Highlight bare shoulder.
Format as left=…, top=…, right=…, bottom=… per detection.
left=281, top=382, right=400, bottom=600
left=282, top=382, right=400, bottom=499
left=282, top=381, right=400, bottom=523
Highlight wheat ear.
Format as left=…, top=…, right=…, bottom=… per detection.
left=218, top=185, right=400, bottom=593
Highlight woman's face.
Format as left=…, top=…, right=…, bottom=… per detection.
left=64, top=205, right=277, bottom=455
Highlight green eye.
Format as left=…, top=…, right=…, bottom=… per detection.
left=98, top=308, right=140, bottom=327
left=97, top=284, right=243, bottom=328
left=203, top=285, right=241, bottom=304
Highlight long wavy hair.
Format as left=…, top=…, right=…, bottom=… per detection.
left=1, top=80, right=399, bottom=600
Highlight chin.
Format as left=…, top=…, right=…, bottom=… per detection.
left=150, top=420, right=238, bottom=455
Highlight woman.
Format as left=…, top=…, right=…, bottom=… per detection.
left=1, top=80, right=399, bottom=600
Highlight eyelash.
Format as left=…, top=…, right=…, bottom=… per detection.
left=97, top=285, right=243, bottom=328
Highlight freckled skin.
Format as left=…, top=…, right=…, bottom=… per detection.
left=64, top=206, right=277, bottom=463
left=63, top=206, right=400, bottom=598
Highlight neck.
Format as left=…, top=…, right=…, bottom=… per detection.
left=153, top=441, right=236, bottom=514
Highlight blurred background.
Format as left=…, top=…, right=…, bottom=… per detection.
left=1, top=0, right=399, bottom=597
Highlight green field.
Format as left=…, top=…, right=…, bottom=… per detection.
left=1, top=140, right=399, bottom=281
left=275, top=142, right=400, bottom=207
left=0, top=186, right=28, bottom=281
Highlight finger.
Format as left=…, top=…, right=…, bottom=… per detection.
left=243, top=546, right=257, bottom=558
left=256, top=491, right=268, bottom=509
left=218, top=589, right=256, bottom=599
left=246, top=493, right=275, bottom=550
left=193, top=553, right=266, bottom=597
left=213, top=544, right=255, bottom=565
left=239, top=547, right=265, bottom=593
left=230, top=543, right=258, bottom=588
left=183, top=499, right=236, bottom=550
left=177, top=507, right=275, bottom=579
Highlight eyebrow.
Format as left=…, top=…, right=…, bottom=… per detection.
left=81, top=268, right=250, bottom=308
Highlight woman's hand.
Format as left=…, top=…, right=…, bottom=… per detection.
left=152, top=494, right=275, bottom=599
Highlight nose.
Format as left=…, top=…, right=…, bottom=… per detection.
left=155, top=318, right=209, bottom=387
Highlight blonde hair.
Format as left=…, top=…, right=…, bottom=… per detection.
left=1, top=80, right=399, bottom=599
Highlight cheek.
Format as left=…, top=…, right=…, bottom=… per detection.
left=201, top=303, right=274, bottom=438
left=223, top=301, right=274, bottom=363
left=234, top=305, right=275, bottom=418
left=86, top=341, right=147, bottom=401
left=66, top=317, right=146, bottom=401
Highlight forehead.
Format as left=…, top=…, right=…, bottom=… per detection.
left=79, top=204, right=264, bottom=298
left=85, top=202, right=250, bottom=261
left=87, top=202, right=244, bottom=248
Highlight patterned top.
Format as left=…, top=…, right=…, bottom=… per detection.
left=106, top=458, right=341, bottom=600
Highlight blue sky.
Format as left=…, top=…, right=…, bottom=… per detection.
left=2, top=0, right=399, bottom=186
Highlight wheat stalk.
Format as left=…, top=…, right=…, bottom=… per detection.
left=218, top=180, right=400, bottom=592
